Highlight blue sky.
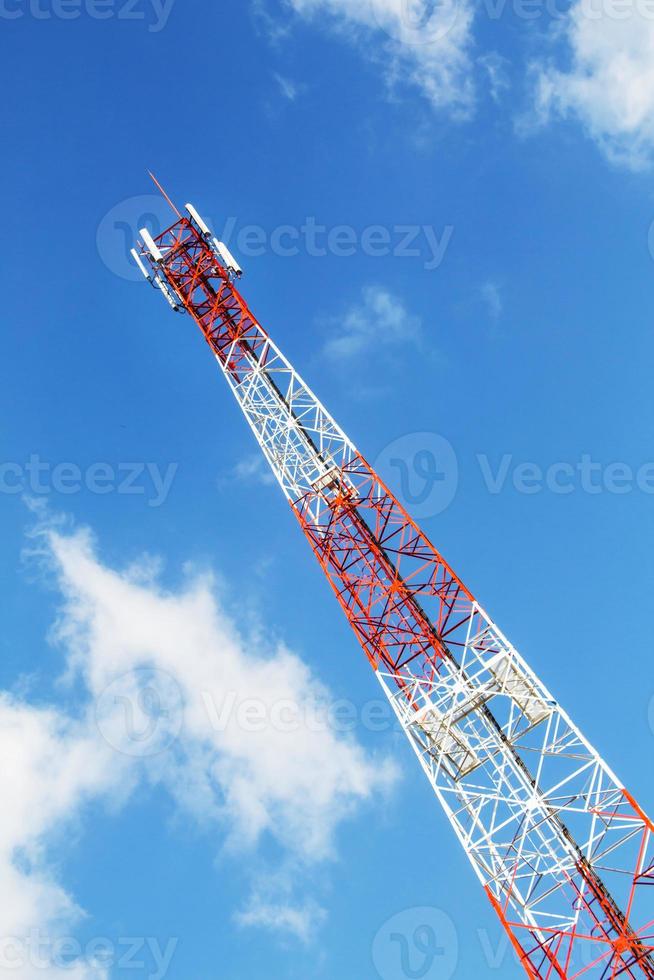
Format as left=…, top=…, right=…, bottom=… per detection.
left=1, top=2, right=654, bottom=978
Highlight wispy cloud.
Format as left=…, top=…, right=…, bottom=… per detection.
left=0, top=518, right=397, bottom=969
left=260, top=0, right=477, bottom=117
left=220, top=453, right=277, bottom=488
left=323, top=284, right=422, bottom=361
left=0, top=696, right=118, bottom=978
left=236, top=896, right=326, bottom=942
left=481, top=280, right=503, bottom=322
left=273, top=71, right=303, bottom=102
left=478, top=52, right=510, bottom=104
left=251, top=0, right=293, bottom=43
left=235, top=867, right=327, bottom=942
left=532, top=11, right=654, bottom=169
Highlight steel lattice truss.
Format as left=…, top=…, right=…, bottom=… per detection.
left=135, top=203, right=654, bottom=979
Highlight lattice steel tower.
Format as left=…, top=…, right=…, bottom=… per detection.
left=132, top=187, right=654, bottom=978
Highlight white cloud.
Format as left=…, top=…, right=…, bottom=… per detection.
left=51, top=526, right=396, bottom=860
left=278, top=0, right=477, bottom=115
left=324, top=285, right=422, bottom=360
left=0, top=697, right=120, bottom=978
left=236, top=898, right=326, bottom=942
left=273, top=72, right=303, bottom=101
left=481, top=280, right=503, bottom=321
left=227, top=453, right=277, bottom=487
left=252, top=0, right=293, bottom=42
left=0, top=520, right=397, bottom=968
left=478, top=52, right=510, bottom=104
left=234, top=867, right=327, bottom=942
left=534, top=7, right=654, bottom=168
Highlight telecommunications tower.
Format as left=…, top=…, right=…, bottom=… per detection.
left=132, top=185, right=654, bottom=979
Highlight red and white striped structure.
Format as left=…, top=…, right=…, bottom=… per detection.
left=133, top=193, right=654, bottom=978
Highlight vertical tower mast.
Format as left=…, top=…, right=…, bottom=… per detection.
left=133, top=196, right=654, bottom=978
